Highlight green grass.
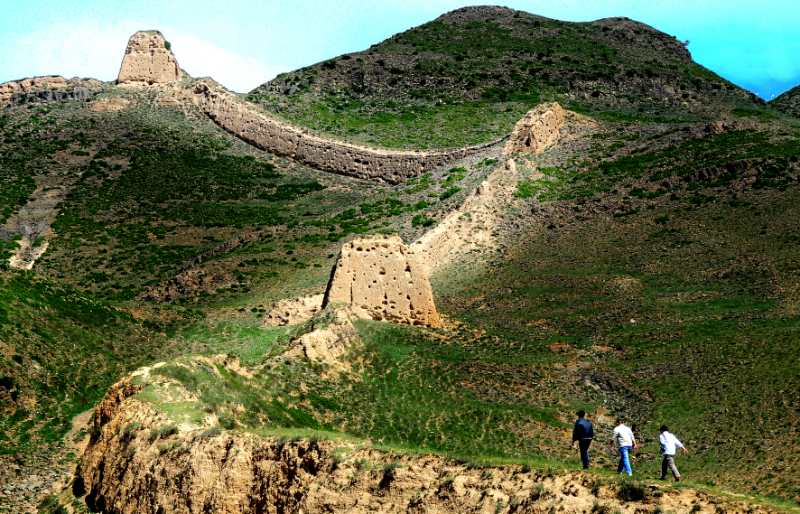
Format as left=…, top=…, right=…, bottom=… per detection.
left=247, top=95, right=533, bottom=149
left=524, top=129, right=800, bottom=202
left=249, top=9, right=755, bottom=149
left=0, top=272, right=171, bottom=454
left=171, top=319, right=293, bottom=365
left=436, top=183, right=800, bottom=502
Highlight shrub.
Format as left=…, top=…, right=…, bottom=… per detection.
left=412, top=214, right=435, bottom=227
left=440, top=186, right=461, bottom=200
left=617, top=479, right=647, bottom=502
left=379, top=462, right=399, bottom=489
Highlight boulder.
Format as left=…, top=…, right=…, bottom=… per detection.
left=504, top=102, right=566, bottom=155
left=323, top=235, right=442, bottom=327
left=264, top=294, right=324, bottom=326
left=117, top=31, right=181, bottom=84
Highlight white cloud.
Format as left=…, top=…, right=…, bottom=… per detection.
left=2, top=20, right=284, bottom=93
left=165, top=31, right=287, bottom=92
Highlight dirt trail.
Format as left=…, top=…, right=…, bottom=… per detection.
left=4, top=179, right=71, bottom=270
left=1, top=150, right=99, bottom=270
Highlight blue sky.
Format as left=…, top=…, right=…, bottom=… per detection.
left=1, top=0, right=798, bottom=98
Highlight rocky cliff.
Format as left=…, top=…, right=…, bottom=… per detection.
left=0, top=75, right=101, bottom=107
left=71, top=376, right=780, bottom=514
left=117, top=31, right=181, bottom=84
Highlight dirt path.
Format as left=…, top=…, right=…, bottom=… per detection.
left=4, top=178, right=70, bottom=270
left=2, top=150, right=97, bottom=270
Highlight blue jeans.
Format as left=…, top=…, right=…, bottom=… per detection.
left=617, top=446, right=633, bottom=476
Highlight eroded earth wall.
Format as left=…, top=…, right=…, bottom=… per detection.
left=323, top=235, right=442, bottom=327
left=117, top=31, right=181, bottom=84
left=73, top=378, right=776, bottom=514
left=190, top=80, right=503, bottom=183
left=504, top=102, right=567, bottom=155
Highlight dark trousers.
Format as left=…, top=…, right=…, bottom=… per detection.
left=578, top=439, right=592, bottom=469
left=661, top=455, right=681, bottom=480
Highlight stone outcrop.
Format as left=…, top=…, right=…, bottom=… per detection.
left=89, top=96, right=131, bottom=112
left=190, top=80, right=503, bottom=183
left=0, top=76, right=101, bottom=107
left=71, top=377, right=777, bottom=514
left=264, top=294, right=324, bottom=326
left=322, top=235, right=442, bottom=327
left=117, top=31, right=181, bottom=84
left=504, top=102, right=566, bottom=155
left=283, top=307, right=360, bottom=376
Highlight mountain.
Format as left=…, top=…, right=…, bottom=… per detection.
left=248, top=5, right=760, bottom=149
left=1, top=7, right=799, bottom=514
left=771, top=84, right=800, bottom=117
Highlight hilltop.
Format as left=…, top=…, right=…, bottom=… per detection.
left=248, top=5, right=760, bottom=149
left=772, top=84, right=800, bottom=117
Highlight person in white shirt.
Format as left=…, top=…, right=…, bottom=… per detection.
left=612, top=420, right=637, bottom=476
left=659, top=425, right=688, bottom=481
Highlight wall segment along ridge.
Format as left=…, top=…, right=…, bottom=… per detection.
left=190, top=81, right=505, bottom=183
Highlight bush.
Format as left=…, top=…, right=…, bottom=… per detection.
left=412, top=214, right=435, bottom=227
left=440, top=186, right=461, bottom=200
left=617, top=479, right=647, bottom=502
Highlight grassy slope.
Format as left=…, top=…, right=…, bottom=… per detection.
left=0, top=91, right=494, bottom=307
left=0, top=89, right=497, bottom=464
left=1, top=10, right=798, bottom=511
left=0, top=272, right=166, bottom=453
left=438, top=125, right=800, bottom=502
left=119, top=123, right=800, bottom=504
left=122, top=164, right=800, bottom=501
left=248, top=6, right=759, bottom=149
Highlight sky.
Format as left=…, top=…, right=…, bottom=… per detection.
left=1, top=1, right=798, bottom=99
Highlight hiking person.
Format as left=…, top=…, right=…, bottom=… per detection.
left=612, top=419, right=637, bottom=476
left=659, top=425, right=688, bottom=481
left=572, top=410, right=594, bottom=469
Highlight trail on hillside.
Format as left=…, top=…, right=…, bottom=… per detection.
left=2, top=150, right=95, bottom=270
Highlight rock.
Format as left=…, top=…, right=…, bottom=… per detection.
left=90, top=96, right=131, bottom=112
left=264, top=294, right=324, bottom=326
left=504, top=102, right=566, bottom=155
left=117, top=31, right=181, bottom=84
left=323, top=235, right=442, bottom=327
left=283, top=307, right=359, bottom=375
left=0, top=75, right=101, bottom=107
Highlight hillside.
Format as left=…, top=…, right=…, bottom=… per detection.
left=248, top=5, right=760, bottom=149
left=772, top=85, right=800, bottom=117
left=1, top=7, right=799, bottom=514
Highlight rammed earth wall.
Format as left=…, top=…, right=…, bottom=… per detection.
left=190, top=80, right=505, bottom=183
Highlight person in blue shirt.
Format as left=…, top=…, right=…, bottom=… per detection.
left=572, top=410, right=594, bottom=469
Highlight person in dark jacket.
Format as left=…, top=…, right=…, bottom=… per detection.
left=572, top=410, right=594, bottom=469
